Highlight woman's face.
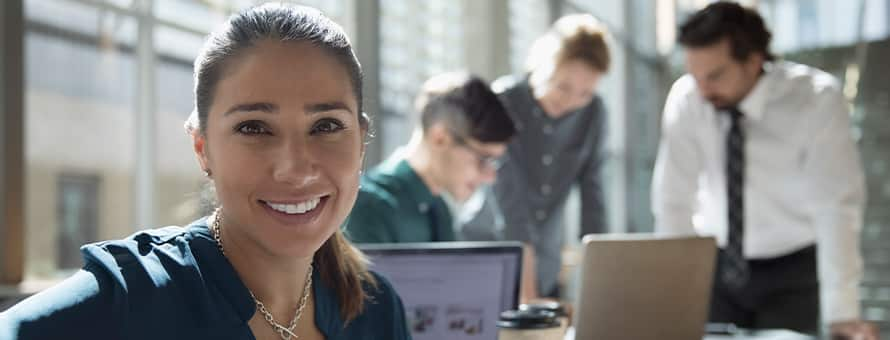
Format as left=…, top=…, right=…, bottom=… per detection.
left=193, top=40, right=364, bottom=258
left=533, top=59, right=601, bottom=118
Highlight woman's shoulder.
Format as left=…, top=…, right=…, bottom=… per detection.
left=493, top=75, right=532, bottom=103
left=81, top=219, right=209, bottom=274
left=491, top=74, right=525, bottom=94
left=1, top=218, right=232, bottom=339
left=76, top=218, right=219, bottom=307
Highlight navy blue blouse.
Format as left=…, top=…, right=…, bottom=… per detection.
left=0, top=218, right=411, bottom=340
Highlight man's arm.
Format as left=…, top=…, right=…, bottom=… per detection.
left=652, top=78, right=702, bottom=235
left=803, top=88, right=866, bottom=327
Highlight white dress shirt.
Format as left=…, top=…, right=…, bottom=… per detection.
left=652, top=61, right=866, bottom=324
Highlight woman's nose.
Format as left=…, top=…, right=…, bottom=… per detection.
left=272, top=140, right=320, bottom=187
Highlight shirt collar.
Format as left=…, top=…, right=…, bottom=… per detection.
left=520, top=76, right=585, bottom=121
left=187, top=218, right=343, bottom=335
left=737, top=63, right=778, bottom=121
left=187, top=219, right=256, bottom=323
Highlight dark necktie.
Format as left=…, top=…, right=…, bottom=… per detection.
left=723, top=107, right=748, bottom=288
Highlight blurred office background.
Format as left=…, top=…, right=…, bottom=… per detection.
left=1, top=0, right=889, bottom=334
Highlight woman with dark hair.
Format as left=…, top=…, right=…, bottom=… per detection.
left=0, top=4, right=410, bottom=339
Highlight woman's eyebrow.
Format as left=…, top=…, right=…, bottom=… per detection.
left=305, top=101, right=353, bottom=115
left=222, top=101, right=353, bottom=116
left=223, top=102, right=278, bottom=116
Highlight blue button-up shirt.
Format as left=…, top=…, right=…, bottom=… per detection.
left=0, top=218, right=411, bottom=339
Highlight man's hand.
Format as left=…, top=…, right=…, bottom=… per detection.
left=830, top=320, right=879, bottom=340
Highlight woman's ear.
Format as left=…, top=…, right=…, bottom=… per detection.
left=186, top=109, right=212, bottom=176
left=191, top=130, right=211, bottom=176
left=359, top=111, right=372, bottom=144
left=359, top=142, right=366, bottom=173
left=358, top=111, right=371, bottom=170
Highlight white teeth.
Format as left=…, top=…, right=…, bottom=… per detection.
left=286, top=204, right=300, bottom=214
left=267, top=198, right=321, bottom=215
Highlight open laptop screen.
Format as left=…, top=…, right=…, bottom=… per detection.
left=360, top=242, right=523, bottom=340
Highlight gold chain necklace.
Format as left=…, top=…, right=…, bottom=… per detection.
left=210, top=209, right=313, bottom=340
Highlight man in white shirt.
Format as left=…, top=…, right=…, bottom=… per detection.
left=652, top=2, right=876, bottom=338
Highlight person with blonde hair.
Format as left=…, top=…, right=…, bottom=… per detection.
left=1, top=5, right=410, bottom=339
left=463, top=14, right=611, bottom=299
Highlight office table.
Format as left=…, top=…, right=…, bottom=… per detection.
left=563, top=328, right=813, bottom=339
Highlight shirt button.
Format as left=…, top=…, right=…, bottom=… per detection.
left=541, top=184, right=552, bottom=195
left=418, top=203, right=429, bottom=213
left=542, top=124, right=553, bottom=135
left=536, top=210, right=547, bottom=221
left=541, top=154, right=553, bottom=166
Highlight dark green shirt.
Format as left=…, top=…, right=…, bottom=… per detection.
left=0, top=218, right=411, bottom=340
left=346, top=157, right=455, bottom=243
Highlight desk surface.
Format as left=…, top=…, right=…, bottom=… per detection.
left=564, top=328, right=813, bottom=340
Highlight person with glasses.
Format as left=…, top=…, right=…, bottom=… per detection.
left=460, top=14, right=611, bottom=301
left=344, top=72, right=515, bottom=244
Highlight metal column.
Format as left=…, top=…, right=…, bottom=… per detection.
left=134, top=0, right=156, bottom=229
left=0, top=0, right=25, bottom=285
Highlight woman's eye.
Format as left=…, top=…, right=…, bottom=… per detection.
left=312, top=119, right=345, bottom=134
left=236, top=121, right=270, bottom=135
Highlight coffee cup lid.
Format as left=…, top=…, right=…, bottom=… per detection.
left=497, top=309, right=560, bottom=330
left=519, top=301, right=567, bottom=317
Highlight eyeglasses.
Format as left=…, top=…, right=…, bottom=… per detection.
left=450, top=133, right=504, bottom=171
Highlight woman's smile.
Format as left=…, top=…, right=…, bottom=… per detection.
left=258, top=195, right=331, bottom=227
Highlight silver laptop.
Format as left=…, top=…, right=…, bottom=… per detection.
left=573, top=234, right=717, bottom=340
left=360, top=241, right=523, bottom=340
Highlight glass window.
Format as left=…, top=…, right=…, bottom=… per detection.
left=57, top=174, right=100, bottom=270
left=509, top=0, right=550, bottom=74
left=154, top=26, right=206, bottom=63
left=756, top=0, right=889, bottom=53
left=155, top=56, right=206, bottom=224
left=24, top=0, right=137, bottom=278
left=154, top=0, right=226, bottom=34
left=21, top=0, right=352, bottom=280
left=378, top=1, right=465, bottom=157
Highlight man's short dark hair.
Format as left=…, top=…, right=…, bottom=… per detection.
left=415, top=72, right=515, bottom=143
left=678, top=1, right=775, bottom=62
